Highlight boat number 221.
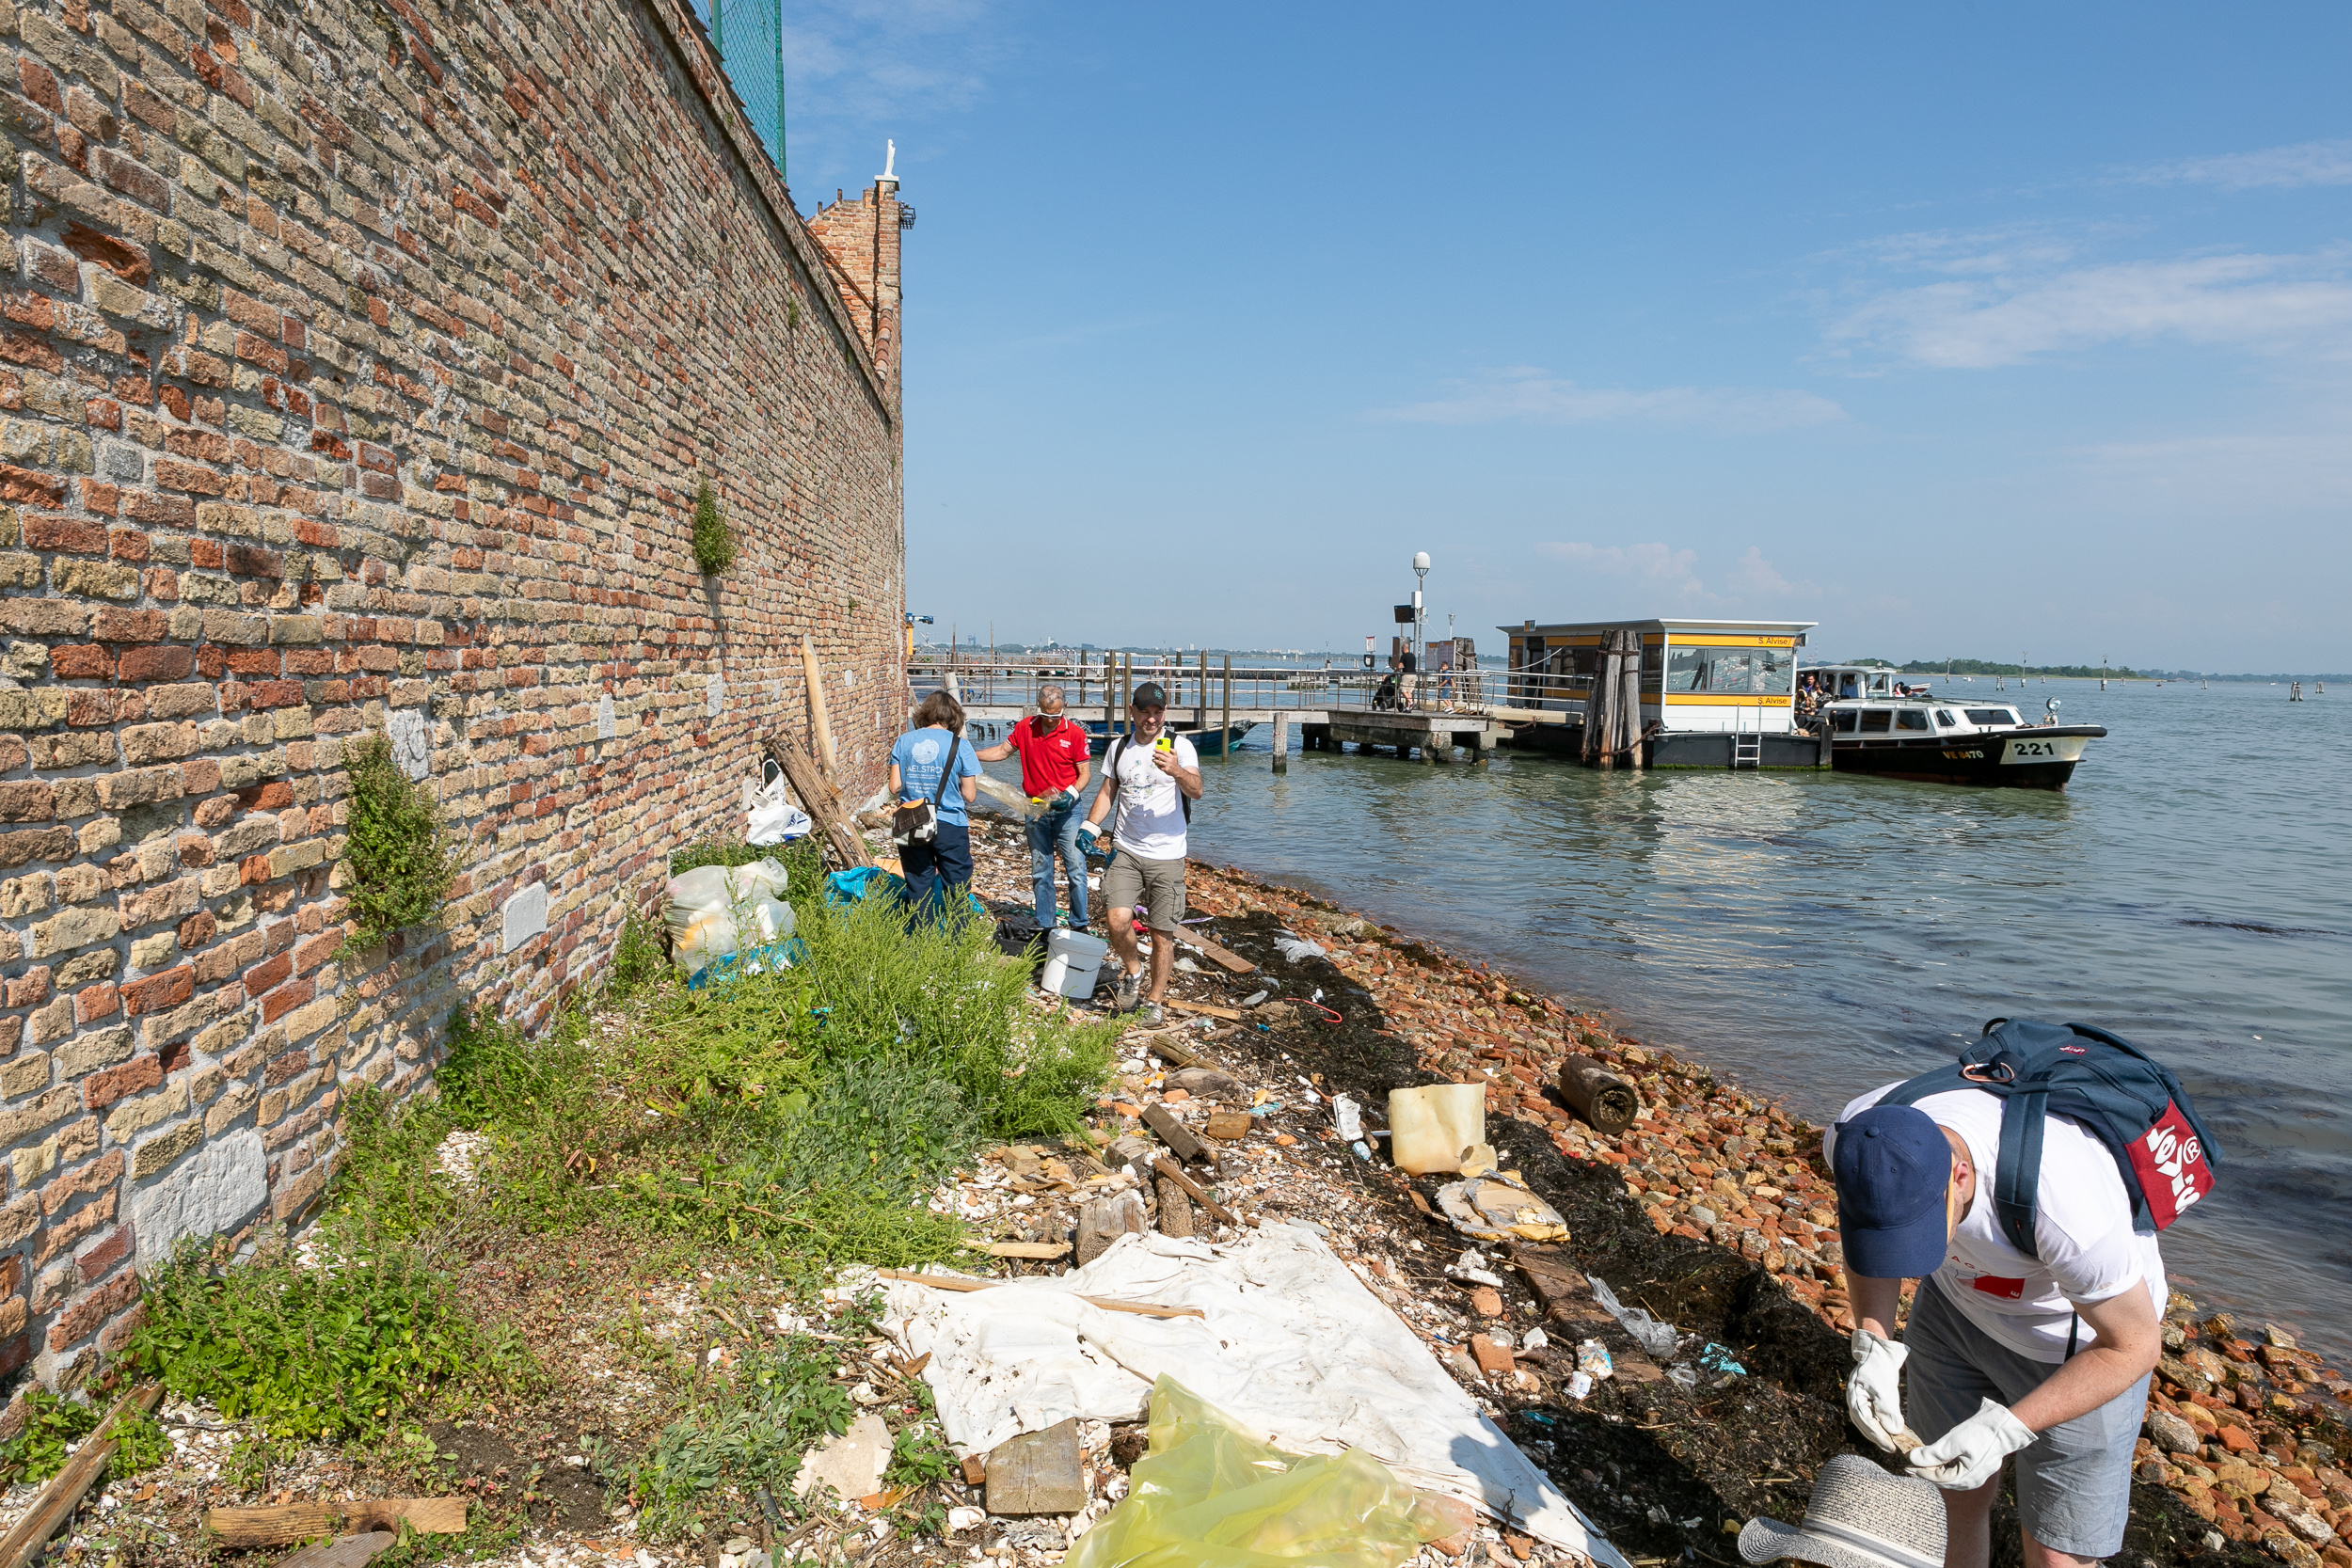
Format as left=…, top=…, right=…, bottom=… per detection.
left=2010, top=739, right=2059, bottom=758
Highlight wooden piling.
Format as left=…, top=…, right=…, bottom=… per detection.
left=1196, top=648, right=1208, bottom=732
left=1221, top=654, right=1232, bottom=748
left=1271, top=711, right=1288, bottom=773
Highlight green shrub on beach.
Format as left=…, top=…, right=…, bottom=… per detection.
left=328, top=874, right=1115, bottom=1275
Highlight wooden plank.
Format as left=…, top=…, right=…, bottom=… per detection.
left=0, top=1382, right=163, bottom=1568
left=206, top=1500, right=468, bottom=1548
left=1164, top=998, right=1240, bottom=1022
left=276, top=1534, right=397, bottom=1568
left=986, top=1419, right=1087, bottom=1516
left=800, top=634, right=838, bottom=781
left=1141, top=1102, right=1209, bottom=1165
left=876, top=1269, right=1204, bottom=1320
left=1203, top=1111, right=1253, bottom=1141
left=982, top=1240, right=1071, bottom=1259
left=1173, top=930, right=1256, bottom=974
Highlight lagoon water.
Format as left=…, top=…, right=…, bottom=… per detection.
left=1169, top=680, right=2351, bottom=1363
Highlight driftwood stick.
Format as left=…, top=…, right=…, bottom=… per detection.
left=800, top=635, right=839, bottom=781
left=876, top=1269, right=1204, bottom=1321
left=0, top=1382, right=164, bottom=1568
left=204, top=1498, right=468, bottom=1548
left=765, top=734, right=871, bottom=870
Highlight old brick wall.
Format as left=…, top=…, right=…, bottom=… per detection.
left=0, top=0, right=910, bottom=1394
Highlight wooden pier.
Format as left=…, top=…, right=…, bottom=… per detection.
left=917, top=652, right=1559, bottom=769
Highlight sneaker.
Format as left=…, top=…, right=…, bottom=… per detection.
left=1136, top=1003, right=1165, bottom=1028
left=1114, top=968, right=1142, bottom=1012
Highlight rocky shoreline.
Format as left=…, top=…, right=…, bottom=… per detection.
left=954, top=809, right=2352, bottom=1568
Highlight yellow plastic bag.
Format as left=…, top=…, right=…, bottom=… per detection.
left=1067, top=1377, right=1450, bottom=1568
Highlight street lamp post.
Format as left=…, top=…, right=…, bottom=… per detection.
left=1411, top=552, right=1431, bottom=700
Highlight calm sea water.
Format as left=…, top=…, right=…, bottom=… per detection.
left=1154, top=680, right=2350, bottom=1363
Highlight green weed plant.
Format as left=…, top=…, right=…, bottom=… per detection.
left=0, top=1390, right=169, bottom=1487
left=342, top=730, right=459, bottom=951
left=331, top=882, right=1115, bottom=1275
left=691, top=479, right=735, bottom=576
left=624, top=1334, right=851, bottom=1538
left=124, top=1237, right=532, bottom=1446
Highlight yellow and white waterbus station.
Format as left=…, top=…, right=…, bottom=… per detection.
left=1502, top=617, right=1829, bottom=768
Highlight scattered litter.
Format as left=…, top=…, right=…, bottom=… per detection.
left=1434, top=1174, right=1570, bottom=1243
left=1444, top=1249, right=1507, bottom=1291
left=1240, top=990, right=1270, bottom=1007
left=1334, top=1095, right=1363, bottom=1141
left=1522, top=1328, right=1549, bottom=1352
left=1064, top=1378, right=1438, bottom=1568
left=1272, top=933, right=1327, bottom=963
left=1576, top=1340, right=1613, bottom=1383
left=1567, top=1370, right=1594, bottom=1401
left=1388, top=1085, right=1487, bottom=1176
left=1589, top=1277, right=1682, bottom=1361
left=791, top=1412, right=892, bottom=1501
left=881, top=1225, right=1608, bottom=1558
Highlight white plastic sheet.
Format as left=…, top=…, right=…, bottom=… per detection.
left=880, top=1224, right=1625, bottom=1567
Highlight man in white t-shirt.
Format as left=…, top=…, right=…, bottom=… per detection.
left=1079, top=682, right=1201, bottom=1024
left=1824, top=1089, right=2164, bottom=1568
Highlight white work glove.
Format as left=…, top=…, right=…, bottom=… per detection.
left=1906, top=1398, right=2037, bottom=1491
left=1846, top=1328, right=1911, bottom=1453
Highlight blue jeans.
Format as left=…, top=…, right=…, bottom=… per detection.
left=1025, top=799, right=1089, bottom=927
left=898, top=820, right=972, bottom=925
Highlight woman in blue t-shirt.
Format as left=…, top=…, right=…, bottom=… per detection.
left=887, top=690, right=982, bottom=921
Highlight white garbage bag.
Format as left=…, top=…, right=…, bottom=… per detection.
left=745, top=760, right=813, bottom=846
left=667, top=859, right=796, bottom=975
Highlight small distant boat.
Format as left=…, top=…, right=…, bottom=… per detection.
left=1083, top=720, right=1257, bottom=757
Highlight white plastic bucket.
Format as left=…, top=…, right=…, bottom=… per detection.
left=1040, top=928, right=1109, bottom=1000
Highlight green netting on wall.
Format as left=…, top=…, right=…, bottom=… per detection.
left=706, top=0, right=785, bottom=178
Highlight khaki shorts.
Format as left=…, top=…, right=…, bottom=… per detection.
left=1102, top=851, right=1185, bottom=932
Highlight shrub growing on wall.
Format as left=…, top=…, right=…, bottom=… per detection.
left=691, top=478, right=735, bottom=576
left=342, top=730, right=459, bottom=949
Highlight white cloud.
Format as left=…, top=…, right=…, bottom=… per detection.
left=2136, top=138, right=2352, bottom=191
left=2069, top=423, right=2352, bottom=510
left=1534, top=542, right=1815, bottom=607
left=1828, top=251, right=2352, bottom=369
left=1378, top=369, right=1845, bottom=433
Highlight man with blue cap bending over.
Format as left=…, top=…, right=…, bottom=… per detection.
left=1826, top=1089, right=2163, bottom=1568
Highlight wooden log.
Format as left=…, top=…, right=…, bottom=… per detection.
left=202, top=1499, right=467, bottom=1549
left=1151, top=1154, right=1236, bottom=1227
left=1555, top=1053, right=1640, bottom=1135
left=875, top=1269, right=1203, bottom=1320
left=800, top=635, right=838, bottom=781
left=1073, top=1190, right=1145, bottom=1265
left=1164, top=998, right=1241, bottom=1022
left=1141, top=1102, right=1210, bottom=1165
left=1271, top=711, right=1287, bottom=773
left=1195, top=648, right=1208, bottom=732
left=765, top=734, right=871, bottom=870
left=1155, top=1175, right=1195, bottom=1239
left=986, top=1419, right=1087, bottom=1516
left=1203, top=1111, right=1252, bottom=1141
left=1221, top=654, right=1232, bottom=746
left=0, top=1382, right=163, bottom=1568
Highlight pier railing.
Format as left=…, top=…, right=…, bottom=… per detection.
left=904, top=654, right=1599, bottom=720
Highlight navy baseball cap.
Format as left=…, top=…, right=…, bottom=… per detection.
left=1830, top=1104, right=1953, bottom=1280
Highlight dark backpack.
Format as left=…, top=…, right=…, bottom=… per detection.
left=1880, top=1018, right=2219, bottom=1259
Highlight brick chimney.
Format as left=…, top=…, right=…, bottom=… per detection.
left=805, top=151, right=907, bottom=403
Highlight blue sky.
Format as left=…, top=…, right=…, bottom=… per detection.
left=767, top=3, right=2352, bottom=673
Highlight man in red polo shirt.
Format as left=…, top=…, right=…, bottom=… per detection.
left=977, top=684, right=1094, bottom=929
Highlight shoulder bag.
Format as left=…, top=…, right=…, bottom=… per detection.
left=891, top=731, right=960, bottom=847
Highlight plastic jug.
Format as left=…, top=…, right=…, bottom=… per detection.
left=1387, top=1084, right=1488, bottom=1176
left=1039, top=928, right=1110, bottom=1000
